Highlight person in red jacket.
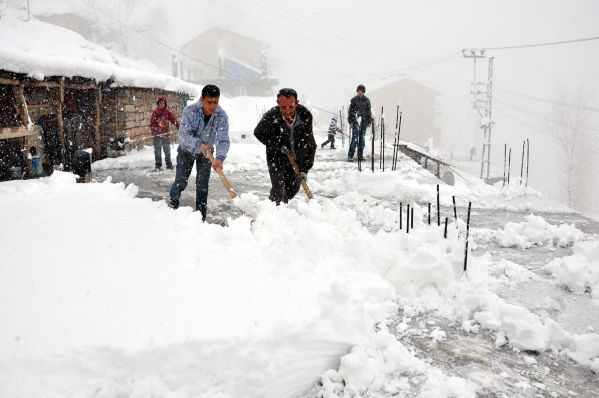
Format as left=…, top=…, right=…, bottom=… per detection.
left=150, top=95, right=180, bottom=170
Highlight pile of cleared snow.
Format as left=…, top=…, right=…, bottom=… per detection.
left=0, top=172, right=472, bottom=397
left=475, top=214, right=584, bottom=249
left=320, top=330, right=477, bottom=397
left=2, top=164, right=598, bottom=397
left=543, top=241, right=599, bottom=299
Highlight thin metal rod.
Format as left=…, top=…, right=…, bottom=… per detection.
left=444, top=217, right=448, bottom=238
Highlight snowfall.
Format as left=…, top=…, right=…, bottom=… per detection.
left=2, top=9, right=599, bottom=398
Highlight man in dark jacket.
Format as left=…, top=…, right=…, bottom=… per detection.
left=150, top=95, right=180, bottom=170
left=254, top=88, right=317, bottom=204
left=347, top=84, right=372, bottom=162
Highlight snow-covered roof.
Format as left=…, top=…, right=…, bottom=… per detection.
left=0, top=12, right=199, bottom=96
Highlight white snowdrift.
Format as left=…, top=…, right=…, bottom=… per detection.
left=543, top=240, right=599, bottom=299
left=476, top=214, right=584, bottom=249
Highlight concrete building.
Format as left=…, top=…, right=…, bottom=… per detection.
left=366, top=78, right=442, bottom=148
left=179, top=27, right=277, bottom=97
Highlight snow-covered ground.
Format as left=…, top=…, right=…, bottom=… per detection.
left=2, top=140, right=598, bottom=397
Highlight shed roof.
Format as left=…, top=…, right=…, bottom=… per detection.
left=0, top=12, right=198, bottom=96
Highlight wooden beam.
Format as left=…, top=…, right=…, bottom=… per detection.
left=0, top=126, right=34, bottom=140
left=26, top=80, right=97, bottom=90
left=17, top=81, right=32, bottom=176
left=0, top=76, right=19, bottom=86
left=57, top=78, right=66, bottom=166
left=95, top=88, right=102, bottom=159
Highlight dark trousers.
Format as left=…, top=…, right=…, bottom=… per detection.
left=169, top=148, right=211, bottom=219
left=348, top=122, right=367, bottom=159
left=153, top=136, right=172, bottom=169
left=267, top=159, right=301, bottom=204
left=321, top=134, right=336, bottom=149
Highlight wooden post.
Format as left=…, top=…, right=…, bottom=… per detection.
left=17, top=81, right=32, bottom=177
left=94, top=86, right=102, bottom=160
left=57, top=79, right=66, bottom=166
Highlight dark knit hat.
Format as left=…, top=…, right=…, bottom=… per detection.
left=356, top=84, right=366, bottom=93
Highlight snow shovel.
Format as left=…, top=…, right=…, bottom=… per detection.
left=206, top=149, right=237, bottom=199
left=281, top=147, right=313, bottom=200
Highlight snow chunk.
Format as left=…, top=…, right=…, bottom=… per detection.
left=543, top=240, right=599, bottom=298
left=491, top=214, right=583, bottom=249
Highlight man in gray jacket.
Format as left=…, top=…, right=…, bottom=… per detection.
left=169, top=85, right=230, bottom=221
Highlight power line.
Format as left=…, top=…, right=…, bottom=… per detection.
left=495, top=87, right=599, bottom=113
left=494, top=96, right=599, bottom=136
left=219, top=0, right=475, bottom=93
left=77, top=0, right=365, bottom=119
left=481, top=35, right=599, bottom=50
left=493, top=104, right=599, bottom=157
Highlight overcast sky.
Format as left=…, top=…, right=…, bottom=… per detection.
left=162, top=0, right=599, bottom=205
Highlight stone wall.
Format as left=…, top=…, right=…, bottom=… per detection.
left=100, top=87, right=188, bottom=154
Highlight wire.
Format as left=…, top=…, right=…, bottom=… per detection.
left=219, top=0, right=475, bottom=92
left=449, top=107, right=475, bottom=150
left=495, top=87, right=599, bottom=113
left=482, top=35, right=599, bottom=50
left=494, top=96, right=599, bottom=136
left=493, top=104, right=599, bottom=157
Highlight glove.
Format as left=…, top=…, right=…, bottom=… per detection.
left=280, top=146, right=290, bottom=155
left=299, top=172, right=307, bottom=182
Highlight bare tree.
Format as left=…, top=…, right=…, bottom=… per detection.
left=549, top=87, right=599, bottom=214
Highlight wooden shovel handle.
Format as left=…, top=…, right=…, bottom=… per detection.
left=205, top=150, right=237, bottom=199
left=281, top=148, right=313, bottom=200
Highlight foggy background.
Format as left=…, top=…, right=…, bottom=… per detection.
left=9, top=0, right=599, bottom=218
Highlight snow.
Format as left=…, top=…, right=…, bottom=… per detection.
left=475, top=214, right=585, bottom=249
left=2, top=140, right=599, bottom=396
left=543, top=241, right=599, bottom=299
left=1, top=8, right=598, bottom=394
left=0, top=12, right=198, bottom=96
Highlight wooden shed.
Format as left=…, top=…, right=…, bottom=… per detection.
left=0, top=69, right=188, bottom=181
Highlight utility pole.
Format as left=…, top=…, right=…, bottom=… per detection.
left=462, top=49, right=494, bottom=180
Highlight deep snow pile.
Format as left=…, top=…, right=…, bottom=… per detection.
left=543, top=241, right=599, bottom=299
left=2, top=155, right=599, bottom=397
left=475, top=214, right=585, bottom=249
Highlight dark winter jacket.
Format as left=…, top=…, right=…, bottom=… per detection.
left=348, top=95, right=372, bottom=126
left=254, top=104, right=317, bottom=173
left=150, top=97, right=180, bottom=136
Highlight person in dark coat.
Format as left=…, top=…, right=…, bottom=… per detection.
left=347, top=84, right=372, bottom=162
left=150, top=95, right=180, bottom=170
left=37, top=112, right=60, bottom=171
left=254, top=88, right=317, bottom=204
